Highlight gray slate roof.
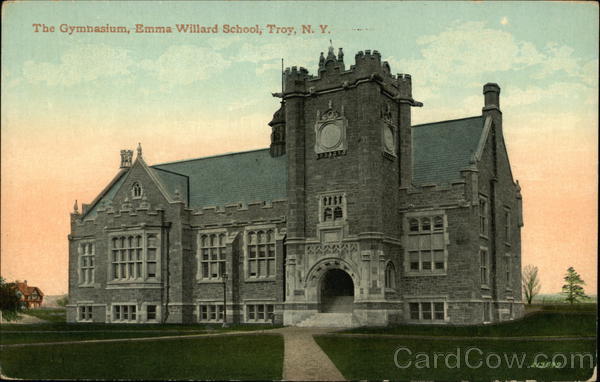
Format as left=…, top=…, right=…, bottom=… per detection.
left=412, top=116, right=484, bottom=185
left=152, top=149, right=287, bottom=208
left=151, top=167, right=189, bottom=205
left=84, top=117, right=485, bottom=215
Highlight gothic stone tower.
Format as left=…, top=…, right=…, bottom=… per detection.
left=283, top=47, right=421, bottom=325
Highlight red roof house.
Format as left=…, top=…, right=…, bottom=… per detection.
left=15, top=280, right=44, bottom=309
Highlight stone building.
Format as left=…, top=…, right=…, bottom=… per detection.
left=67, top=47, right=524, bottom=326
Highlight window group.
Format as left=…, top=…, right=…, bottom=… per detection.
left=110, top=232, right=159, bottom=282
left=409, top=301, right=445, bottom=321
left=405, top=214, right=447, bottom=274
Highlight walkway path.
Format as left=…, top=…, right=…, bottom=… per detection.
left=272, top=327, right=346, bottom=381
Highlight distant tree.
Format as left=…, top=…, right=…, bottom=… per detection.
left=562, top=267, right=589, bottom=304
left=522, top=265, right=542, bottom=304
left=56, top=295, right=69, bottom=307
left=0, top=277, right=22, bottom=321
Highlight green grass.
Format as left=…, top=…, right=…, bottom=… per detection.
left=315, top=336, right=597, bottom=381
left=341, top=312, right=596, bottom=337
left=20, top=308, right=66, bottom=323
left=0, top=330, right=208, bottom=345
left=1, top=322, right=281, bottom=344
left=526, top=302, right=597, bottom=312
left=533, top=293, right=597, bottom=304
left=1, top=335, right=284, bottom=380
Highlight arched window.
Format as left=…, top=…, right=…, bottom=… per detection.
left=421, top=217, right=431, bottom=232
left=385, top=262, right=396, bottom=289
left=433, top=216, right=444, bottom=231
left=324, top=207, right=333, bottom=221
left=131, top=182, right=142, bottom=199
left=333, top=206, right=343, bottom=220
left=409, top=218, right=419, bottom=232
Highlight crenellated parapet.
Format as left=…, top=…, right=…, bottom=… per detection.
left=281, top=47, right=422, bottom=107
left=398, top=180, right=470, bottom=212
left=189, top=198, right=287, bottom=228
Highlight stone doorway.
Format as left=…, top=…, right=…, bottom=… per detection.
left=319, top=269, right=354, bottom=313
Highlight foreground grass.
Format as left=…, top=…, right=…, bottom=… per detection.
left=342, top=312, right=596, bottom=337
left=0, top=323, right=281, bottom=345
left=1, top=335, right=283, bottom=380
left=315, top=336, right=596, bottom=381
left=21, top=308, right=66, bottom=323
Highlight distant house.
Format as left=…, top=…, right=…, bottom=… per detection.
left=15, top=280, right=44, bottom=309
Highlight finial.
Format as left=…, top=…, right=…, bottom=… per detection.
left=337, top=47, right=344, bottom=61
left=319, top=52, right=325, bottom=67
left=174, top=189, right=182, bottom=201
left=326, top=40, right=336, bottom=60
left=137, top=143, right=142, bottom=158
left=73, top=200, right=79, bottom=214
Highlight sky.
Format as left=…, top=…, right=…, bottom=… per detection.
left=1, top=1, right=597, bottom=296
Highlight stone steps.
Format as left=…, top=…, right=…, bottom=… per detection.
left=296, top=312, right=361, bottom=328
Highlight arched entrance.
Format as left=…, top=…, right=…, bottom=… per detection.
left=320, top=269, right=354, bottom=313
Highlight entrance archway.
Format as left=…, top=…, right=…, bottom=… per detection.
left=320, top=269, right=354, bottom=313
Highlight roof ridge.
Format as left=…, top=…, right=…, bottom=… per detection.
left=412, top=115, right=481, bottom=128
left=152, top=147, right=271, bottom=167
left=152, top=166, right=188, bottom=178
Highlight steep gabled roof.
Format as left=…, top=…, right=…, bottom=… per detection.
left=412, top=116, right=484, bottom=185
left=15, top=282, right=44, bottom=297
left=152, top=149, right=287, bottom=208
left=84, top=170, right=128, bottom=218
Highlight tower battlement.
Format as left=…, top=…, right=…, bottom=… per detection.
left=283, top=47, right=411, bottom=97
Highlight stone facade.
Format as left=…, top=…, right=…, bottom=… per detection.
left=67, top=47, right=524, bottom=326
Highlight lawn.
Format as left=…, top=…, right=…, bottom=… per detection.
left=20, top=308, right=66, bottom=323
left=1, top=322, right=281, bottom=345
left=341, top=311, right=596, bottom=337
left=315, top=335, right=597, bottom=381
left=1, top=334, right=284, bottom=380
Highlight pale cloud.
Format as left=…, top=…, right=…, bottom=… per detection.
left=138, top=45, right=230, bottom=86
left=22, top=44, right=134, bottom=86
left=503, top=82, right=597, bottom=109
left=388, top=21, right=595, bottom=112
left=532, top=42, right=580, bottom=79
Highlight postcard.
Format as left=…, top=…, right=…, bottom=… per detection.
left=1, top=1, right=597, bottom=381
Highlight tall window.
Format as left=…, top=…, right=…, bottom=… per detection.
left=479, top=196, right=488, bottom=236
left=131, top=182, right=143, bottom=199
left=504, top=255, right=512, bottom=286
left=408, top=302, right=445, bottom=321
left=384, top=262, right=396, bottom=289
left=483, top=301, right=491, bottom=322
left=406, top=214, right=446, bottom=274
left=320, top=193, right=345, bottom=222
left=247, top=229, right=276, bottom=279
left=110, top=232, right=160, bottom=282
left=480, top=249, right=489, bottom=286
left=79, top=242, right=95, bottom=285
left=504, top=208, right=511, bottom=243
left=198, top=232, right=226, bottom=280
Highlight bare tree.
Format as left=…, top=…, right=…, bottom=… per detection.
left=522, top=264, right=542, bottom=304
